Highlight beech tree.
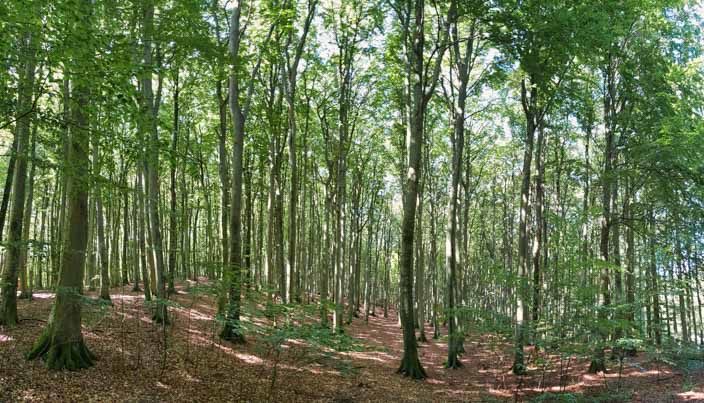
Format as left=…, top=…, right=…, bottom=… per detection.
left=0, top=1, right=701, bottom=396
left=26, top=0, right=96, bottom=370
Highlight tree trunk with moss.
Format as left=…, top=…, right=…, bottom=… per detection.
left=27, top=0, right=95, bottom=369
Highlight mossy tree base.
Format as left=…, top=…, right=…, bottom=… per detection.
left=0, top=284, right=19, bottom=326
left=27, top=328, right=96, bottom=371
left=588, top=359, right=607, bottom=373
left=152, top=312, right=170, bottom=325
left=0, top=310, right=19, bottom=327
left=512, top=347, right=527, bottom=375
left=446, top=355, right=462, bottom=369
left=397, top=352, right=427, bottom=380
left=447, top=335, right=463, bottom=369
left=588, top=346, right=607, bottom=373
left=219, top=324, right=246, bottom=344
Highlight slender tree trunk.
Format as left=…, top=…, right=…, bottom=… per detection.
left=167, top=68, right=179, bottom=295
left=18, top=130, right=37, bottom=300
left=142, top=0, right=168, bottom=324
left=532, top=126, right=545, bottom=325
left=220, top=1, right=246, bottom=343
left=0, top=136, right=18, bottom=243
left=94, top=136, right=111, bottom=303
left=649, top=209, right=661, bottom=345
left=514, top=79, right=537, bottom=375
left=136, top=167, right=151, bottom=300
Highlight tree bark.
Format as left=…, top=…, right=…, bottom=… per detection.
left=18, top=129, right=37, bottom=300
left=0, top=29, right=36, bottom=325
left=27, top=0, right=95, bottom=368
left=142, top=0, right=168, bottom=324
left=94, top=135, right=111, bottom=303
left=167, top=68, right=179, bottom=295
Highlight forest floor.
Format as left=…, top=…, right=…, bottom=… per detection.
left=1, top=280, right=703, bottom=402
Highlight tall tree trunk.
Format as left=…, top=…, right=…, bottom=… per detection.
left=649, top=209, right=661, bottom=345
left=27, top=0, right=96, bottom=368
left=167, top=68, right=179, bottom=295
left=589, top=60, right=617, bottom=373
left=94, top=136, right=111, bottom=303
left=398, top=0, right=426, bottom=379
left=532, top=126, right=545, bottom=325
left=0, top=30, right=36, bottom=325
left=220, top=1, right=245, bottom=343
left=445, top=8, right=472, bottom=368
left=0, top=136, right=18, bottom=243
left=142, top=0, right=168, bottom=324
left=514, top=78, right=537, bottom=375
left=18, top=130, right=37, bottom=300
left=136, top=167, right=151, bottom=301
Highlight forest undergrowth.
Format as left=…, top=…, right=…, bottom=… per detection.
left=1, top=280, right=703, bottom=402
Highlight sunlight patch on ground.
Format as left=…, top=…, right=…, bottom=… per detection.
left=234, top=352, right=264, bottom=364
left=342, top=351, right=388, bottom=363
left=488, top=388, right=513, bottom=398
left=170, top=306, right=212, bottom=321
left=30, top=292, right=54, bottom=299
left=678, top=390, right=704, bottom=401
left=115, top=311, right=135, bottom=320
left=110, top=294, right=143, bottom=301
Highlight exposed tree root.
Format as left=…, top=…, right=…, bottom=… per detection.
left=397, top=354, right=427, bottom=380
left=27, top=329, right=96, bottom=371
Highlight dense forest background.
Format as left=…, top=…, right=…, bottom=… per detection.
left=1, top=0, right=704, bottom=401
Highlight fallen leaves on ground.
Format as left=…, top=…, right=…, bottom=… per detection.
left=1, top=281, right=702, bottom=402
